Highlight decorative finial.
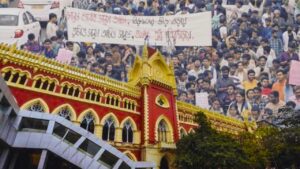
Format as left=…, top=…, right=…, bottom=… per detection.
left=142, top=36, right=149, bottom=61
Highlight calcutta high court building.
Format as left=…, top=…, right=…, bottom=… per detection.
left=0, top=44, right=255, bottom=169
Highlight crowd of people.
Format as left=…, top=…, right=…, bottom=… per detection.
left=20, top=0, right=300, bottom=124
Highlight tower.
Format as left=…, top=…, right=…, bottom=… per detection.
left=128, top=46, right=179, bottom=169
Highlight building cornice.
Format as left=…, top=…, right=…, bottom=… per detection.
left=0, top=43, right=141, bottom=98
left=7, top=82, right=141, bottom=115
left=176, top=101, right=256, bottom=134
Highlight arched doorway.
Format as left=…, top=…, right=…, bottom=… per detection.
left=160, top=156, right=169, bottom=169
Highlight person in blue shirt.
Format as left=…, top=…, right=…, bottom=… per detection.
left=42, top=39, right=55, bottom=59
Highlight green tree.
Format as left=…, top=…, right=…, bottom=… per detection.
left=240, top=111, right=300, bottom=169
left=175, top=112, right=249, bottom=169
left=274, top=112, right=300, bottom=169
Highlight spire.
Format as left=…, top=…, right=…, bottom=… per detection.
left=142, top=44, right=148, bottom=61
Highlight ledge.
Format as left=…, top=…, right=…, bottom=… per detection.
left=157, top=142, right=176, bottom=149
left=0, top=43, right=141, bottom=98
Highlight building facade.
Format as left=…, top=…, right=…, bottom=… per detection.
left=0, top=44, right=255, bottom=169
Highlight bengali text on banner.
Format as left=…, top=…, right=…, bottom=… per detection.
left=65, top=8, right=212, bottom=46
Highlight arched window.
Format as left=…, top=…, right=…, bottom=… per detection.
left=26, top=102, right=45, bottom=112
left=106, top=96, right=111, bottom=104
left=85, top=91, right=91, bottom=99
left=74, top=88, right=80, bottom=97
left=11, top=73, right=19, bottom=83
left=124, top=101, right=128, bottom=109
left=96, top=94, right=100, bottom=102
left=158, top=120, right=168, bottom=142
left=49, top=82, right=55, bottom=92
left=102, top=117, right=115, bottom=141
left=115, top=99, right=119, bottom=106
left=3, top=70, right=12, bottom=81
left=180, top=129, right=186, bottom=138
left=91, top=93, right=96, bottom=101
left=58, top=107, right=72, bottom=121
left=68, top=87, right=74, bottom=96
left=80, top=112, right=95, bottom=133
left=62, top=85, right=68, bottom=94
left=111, top=97, right=115, bottom=106
left=2, top=69, right=29, bottom=85
left=160, top=156, right=169, bottom=169
left=122, top=120, right=133, bottom=143
left=19, top=74, right=27, bottom=85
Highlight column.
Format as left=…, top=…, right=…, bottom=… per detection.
left=133, top=130, right=141, bottom=144
left=94, top=124, right=102, bottom=139
left=37, top=150, right=48, bottom=169
left=115, top=127, right=122, bottom=142
left=0, top=148, right=9, bottom=169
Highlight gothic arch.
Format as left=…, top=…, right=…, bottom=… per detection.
left=77, top=108, right=100, bottom=124
left=123, top=151, right=137, bottom=161
left=1, top=66, right=32, bottom=78
left=100, top=113, right=120, bottom=127
left=159, top=155, right=170, bottom=169
left=20, top=98, right=50, bottom=113
left=33, top=74, right=59, bottom=84
left=52, top=104, right=77, bottom=121
left=120, top=117, right=137, bottom=130
left=179, top=127, right=187, bottom=138
left=155, top=115, right=174, bottom=142
left=188, top=128, right=195, bottom=134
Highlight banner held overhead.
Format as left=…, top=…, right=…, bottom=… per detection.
left=65, top=8, right=212, bottom=46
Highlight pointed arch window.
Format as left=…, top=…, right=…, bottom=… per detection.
left=19, top=74, right=27, bottom=85
left=86, top=91, right=91, bottom=99
left=115, top=99, right=119, bottom=106
left=41, top=80, right=49, bottom=90
left=11, top=73, right=19, bottom=83
left=74, top=88, right=80, bottom=97
left=96, top=94, right=100, bottom=102
left=48, top=82, right=55, bottom=92
left=180, top=129, right=186, bottom=138
left=124, top=101, right=128, bottom=109
left=62, top=85, right=68, bottom=94
left=58, top=107, right=72, bottom=121
left=80, top=112, right=95, bottom=133
left=3, top=70, right=12, bottom=81
left=102, top=117, right=115, bottom=141
left=2, top=69, right=29, bottom=85
left=111, top=97, right=115, bottom=106
left=106, top=96, right=111, bottom=104
left=158, top=120, right=168, bottom=142
left=122, top=120, right=133, bottom=143
left=27, top=102, right=45, bottom=112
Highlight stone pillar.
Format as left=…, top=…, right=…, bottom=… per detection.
left=94, top=124, right=102, bottom=139
left=8, top=151, right=18, bottom=169
left=115, top=127, right=122, bottom=142
left=0, top=148, right=10, bottom=169
left=133, top=131, right=141, bottom=144
left=72, top=121, right=80, bottom=126
left=37, top=150, right=48, bottom=169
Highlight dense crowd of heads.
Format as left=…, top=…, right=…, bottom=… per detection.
left=21, top=0, right=300, bottom=124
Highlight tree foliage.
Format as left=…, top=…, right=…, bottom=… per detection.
left=176, top=112, right=249, bottom=169
left=176, top=111, right=300, bottom=169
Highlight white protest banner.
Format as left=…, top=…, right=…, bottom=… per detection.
left=195, top=92, right=210, bottom=109
left=65, top=8, right=212, bottom=46
left=56, top=48, right=73, bottom=64
left=289, top=60, right=300, bottom=86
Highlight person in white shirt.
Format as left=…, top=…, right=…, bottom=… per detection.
left=188, top=58, right=202, bottom=78
left=256, top=39, right=276, bottom=60
left=282, top=25, right=297, bottom=52
left=46, top=13, right=58, bottom=39
left=200, top=57, right=217, bottom=86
